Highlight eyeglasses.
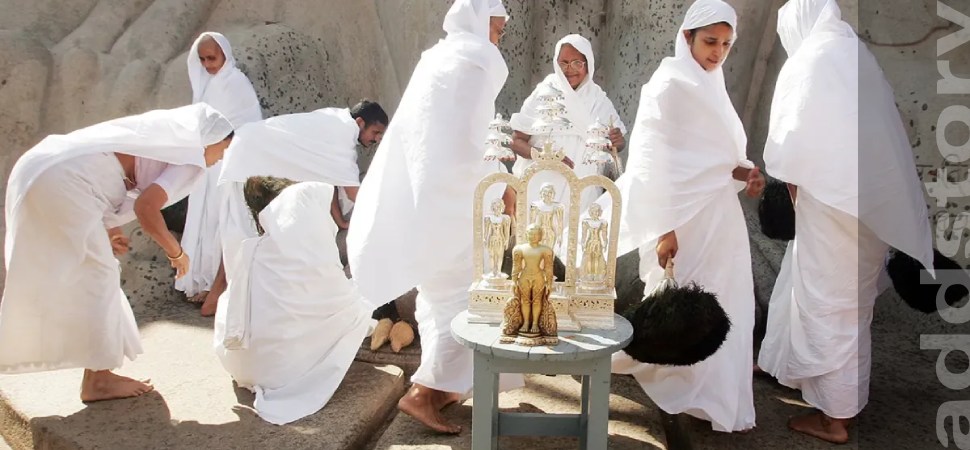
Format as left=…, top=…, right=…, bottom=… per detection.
left=558, top=60, right=587, bottom=71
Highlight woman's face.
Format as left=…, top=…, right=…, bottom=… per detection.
left=588, top=203, right=602, bottom=219
left=558, top=44, right=588, bottom=90
left=203, top=138, right=232, bottom=167
left=198, top=38, right=226, bottom=75
left=685, top=22, right=734, bottom=72
left=540, top=185, right=555, bottom=202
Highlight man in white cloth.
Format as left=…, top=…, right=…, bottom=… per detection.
left=0, top=103, right=233, bottom=402
left=213, top=178, right=375, bottom=425
left=347, top=0, right=515, bottom=434
left=509, top=34, right=626, bottom=217
left=177, top=32, right=263, bottom=304
left=756, top=0, right=934, bottom=443
left=606, top=0, right=764, bottom=433
left=198, top=100, right=388, bottom=316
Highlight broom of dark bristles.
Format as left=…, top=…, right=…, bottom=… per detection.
left=622, top=261, right=732, bottom=366
left=887, top=248, right=970, bottom=313
left=758, top=177, right=795, bottom=241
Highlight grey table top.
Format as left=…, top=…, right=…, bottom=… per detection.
left=451, top=311, right=633, bottom=362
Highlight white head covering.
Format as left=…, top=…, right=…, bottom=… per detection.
left=604, top=0, right=748, bottom=254
left=510, top=34, right=626, bottom=138
left=777, top=0, right=850, bottom=56
left=764, top=0, right=933, bottom=271
left=186, top=32, right=263, bottom=128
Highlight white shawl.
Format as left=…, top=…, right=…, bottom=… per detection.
left=608, top=0, right=749, bottom=255
left=4, top=103, right=232, bottom=246
left=764, top=0, right=933, bottom=270
left=187, top=32, right=263, bottom=127
left=218, top=108, right=361, bottom=188
left=215, top=182, right=372, bottom=424
left=347, top=0, right=509, bottom=308
left=510, top=34, right=626, bottom=139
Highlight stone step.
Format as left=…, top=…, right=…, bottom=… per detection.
left=0, top=255, right=406, bottom=450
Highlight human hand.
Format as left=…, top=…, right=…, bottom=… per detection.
left=169, top=251, right=190, bottom=279
left=109, top=233, right=130, bottom=256
left=745, top=167, right=766, bottom=198
left=656, top=231, right=678, bottom=268
left=609, top=127, right=625, bottom=151
left=562, top=156, right=575, bottom=169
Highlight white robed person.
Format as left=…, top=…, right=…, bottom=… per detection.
left=0, top=104, right=233, bottom=402
left=347, top=0, right=518, bottom=434
left=197, top=100, right=388, bottom=317
left=509, top=34, right=626, bottom=221
left=756, top=0, right=934, bottom=443
left=606, top=0, right=764, bottom=433
left=214, top=178, right=374, bottom=425
left=177, top=31, right=263, bottom=304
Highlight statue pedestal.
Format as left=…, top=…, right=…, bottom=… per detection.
left=468, top=279, right=610, bottom=331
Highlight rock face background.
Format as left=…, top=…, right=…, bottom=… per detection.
left=1, top=0, right=967, bottom=336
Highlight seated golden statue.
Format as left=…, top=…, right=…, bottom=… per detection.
left=580, top=203, right=608, bottom=288
left=483, top=198, right=512, bottom=281
left=500, top=224, right=558, bottom=346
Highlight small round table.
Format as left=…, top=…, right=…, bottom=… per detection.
left=451, top=310, right=633, bottom=450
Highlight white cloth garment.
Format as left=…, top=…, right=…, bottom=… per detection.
left=605, top=0, right=756, bottom=432
left=347, top=0, right=518, bottom=395
left=0, top=104, right=231, bottom=373
left=213, top=182, right=373, bottom=425
left=757, top=0, right=933, bottom=418
left=510, top=34, right=626, bottom=218
left=217, top=108, right=361, bottom=267
left=178, top=32, right=263, bottom=297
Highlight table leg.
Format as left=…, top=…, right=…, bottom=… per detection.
left=580, top=357, right=610, bottom=450
left=472, top=352, right=499, bottom=450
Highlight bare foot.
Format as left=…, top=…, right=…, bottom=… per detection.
left=398, top=384, right=461, bottom=434
left=433, top=390, right=461, bottom=411
left=187, top=291, right=208, bottom=304
left=80, top=369, right=153, bottom=402
left=200, top=290, right=220, bottom=317
left=788, top=411, right=850, bottom=444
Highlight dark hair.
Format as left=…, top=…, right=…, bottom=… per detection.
left=222, top=130, right=235, bottom=141
left=349, top=99, right=389, bottom=127
left=243, top=176, right=297, bottom=234
left=685, top=21, right=733, bottom=41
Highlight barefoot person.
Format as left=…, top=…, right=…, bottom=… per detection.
left=607, top=0, right=762, bottom=433
left=757, top=0, right=933, bottom=443
left=214, top=178, right=375, bottom=425
left=0, top=104, right=233, bottom=401
left=348, top=0, right=514, bottom=434
left=200, top=100, right=388, bottom=316
left=178, top=32, right=263, bottom=305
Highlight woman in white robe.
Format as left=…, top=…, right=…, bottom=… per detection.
left=213, top=180, right=374, bottom=425
left=199, top=102, right=387, bottom=317
left=510, top=34, right=626, bottom=221
left=347, top=0, right=517, bottom=434
left=756, top=0, right=934, bottom=443
left=177, top=32, right=263, bottom=303
left=607, top=0, right=763, bottom=433
left=0, top=104, right=233, bottom=402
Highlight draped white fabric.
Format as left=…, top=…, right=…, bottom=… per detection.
left=0, top=104, right=230, bottom=373
left=605, top=0, right=756, bottom=432
left=178, top=32, right=263, bottom=297
left=763, top=0, right=932, bottom=270
left=347, top=0, right=514, bottom=395
left=510, top=34, right=626, bottom=219
left=216, top=108, right=361, bottom=280
left=758, top=0, right=930, bottom=419
left=214, top=182, right=372, bottom=425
